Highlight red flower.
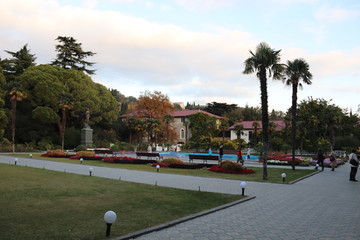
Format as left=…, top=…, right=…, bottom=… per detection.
left=208, top=165, right=255, bottom=174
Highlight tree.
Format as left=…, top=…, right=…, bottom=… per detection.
left=251, top=121, right=260, bottom=146
left=1, top=45, right=35, bottom=152
left=188, top=113, right=217, bottom=149
left=136, top=90, right=174, bottom=119
left=234, top=124, right=244, bottom=141
left=243, top=42, right=284, bottom=180
left=135, top=90, right=174, bottom=146
left=296, top=98, right=348, bottom=153
left=0, top=44, right=36, bottom=81
left=9, top=89, right=27, bottom=152
left=0, top=68, right=8, bottom=143
left=51, top=36, right=96, bottom=75
left=162, top=114, right=176, bottom=144
left=204, top=102, right=237, bottom=116
left=219, top=118, right=230, bottom=142
left=284, top=58, right=312, bottom=170
left=19, top=65, right=118, bottom=149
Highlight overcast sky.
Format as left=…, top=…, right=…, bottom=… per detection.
left=1, top=0, right=359, bottom=113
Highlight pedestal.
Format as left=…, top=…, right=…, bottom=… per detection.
left=81, top=127, right=93, bottom=146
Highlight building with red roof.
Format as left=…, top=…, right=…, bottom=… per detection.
left=121, top=109, right=222, bottom=144
left=229, top=120, right=285, bottom=143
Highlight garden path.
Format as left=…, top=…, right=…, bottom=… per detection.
left=0, top=154, right=359, bottom=239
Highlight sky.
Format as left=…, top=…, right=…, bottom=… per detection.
left=1, top=0, right=360, bottom=113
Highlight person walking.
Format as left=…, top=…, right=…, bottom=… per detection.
left=247, top=148, right=251, bottom=160
left=237, top=148, right=244, bottom=165
left=316, top=149, right=325, bottom=171
left=330, top=151, right=337, bottom=171
left=349, top=149, right=359, bottom=182
left=219, top=145, right=224, bottom=161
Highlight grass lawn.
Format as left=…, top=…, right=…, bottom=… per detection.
left=11, top=154, right=317, bottom=183
left=0, top=164, right=243, bottom=240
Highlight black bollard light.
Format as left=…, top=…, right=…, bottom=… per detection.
left=89, top=167, right=93, bottom=176
left=104, top=211, right=117, bottom=237
left=281, top=173, right=286, bottom=183
left=240, top=181, right=247, bottom=196
left=156, top=165, right=160, bottom=172
left=14, top=158, right=18, bottom=165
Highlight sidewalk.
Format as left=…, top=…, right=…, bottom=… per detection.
left=1, top=155, right=360, bottom=239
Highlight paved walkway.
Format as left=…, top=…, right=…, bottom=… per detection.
left=1, top=155, right=360, bottom=239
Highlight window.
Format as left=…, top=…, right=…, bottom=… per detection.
left=180, top=128, right=185, bottom=139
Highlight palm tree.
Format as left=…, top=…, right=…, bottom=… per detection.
left=284, top=58, right=312, bottom=170
left=9, top=89, right=26, bottom=153
left=234, top=124, right=244, bottom=140
left=220, top=118, right=230, bottom=143
left=243, top=42, right=284, bottom=180
left=252, top=121, right=260, bottom=145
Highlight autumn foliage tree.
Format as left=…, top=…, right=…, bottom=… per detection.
left=134, top=90, right=176, bottom=145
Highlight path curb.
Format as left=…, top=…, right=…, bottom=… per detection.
left=111, top=196, right=256, bottom=240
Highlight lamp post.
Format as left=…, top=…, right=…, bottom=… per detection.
left=29, top=153, right=32, bottom=158
left=89, top=167, right=93, bottom=176
left=80, top=158, right=83, bottom=164
left=240, top=181, right=247, bottom=196
left=104, top=210, right=117, bottom=237
left=315, top=163, right=319, bottom=170
left=14, top=158, right=18, bottom=165
left=281, top=173, right=286, bottom=183
left=156, top=165, right=160, bottom=172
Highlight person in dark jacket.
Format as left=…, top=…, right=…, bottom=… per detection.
left=219, top=145, right=224, bottom=161
left=316, top=149, right=325, bottom=171
left=349, top=149, right=359, bottom=182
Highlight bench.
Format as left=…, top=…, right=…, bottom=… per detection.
left=188, top=154, right=220, bottom=164
left=136, top=152, right=162, bottom=160
left=94, top=149, right=114, bottom=156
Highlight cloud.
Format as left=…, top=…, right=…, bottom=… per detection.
left=174, top=0, right=235, bottom=11
left=316, top=6, right=360, bottom=23
left=1, top=0, right=359, bottom=112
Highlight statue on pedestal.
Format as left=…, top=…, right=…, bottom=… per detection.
left=81, top=108, right=93, bottom=146
left=84, top=108, right=90, bottom=128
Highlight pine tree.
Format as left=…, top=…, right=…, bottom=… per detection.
left=51, top=36, right=96, bottom=75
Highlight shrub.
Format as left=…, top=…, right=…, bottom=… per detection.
left=220, top=160, right=243, bottom=171
left=162, top=158, right=185, bottom=165
left=41, top=149, right=68, bottom=158
left=76, top=151, right=95, bottom=157
left=76, top=145, right=87, bottom=151
left=103, top=157, right=157, bottom=164
left=46, top=149, right=66, bottom=156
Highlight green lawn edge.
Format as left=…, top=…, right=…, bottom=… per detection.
left=0, top=164, right=244, bottom=240
left=6, top=154, right=317, bottom=183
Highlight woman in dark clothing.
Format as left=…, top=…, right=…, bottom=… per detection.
left=316, top=149, right=324, bottom=171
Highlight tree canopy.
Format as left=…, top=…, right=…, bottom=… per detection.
left=51, top=36, right=96, bottom=75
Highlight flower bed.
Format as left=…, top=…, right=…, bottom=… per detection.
left=151, top=162, right=209, bottom=169
left=69, top=155, right=103, bottom=161
left=266, top=154, right=310, bottom=166
left=310, top=157, right=343, bottom=167
left=103, top=156, right=157, bottom=164
left=208, top=165, right=255, bottom=174
left=41, top=150, right=70, bottom=158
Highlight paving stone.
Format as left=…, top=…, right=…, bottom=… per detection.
left=1, top=154, right=359, bottom=240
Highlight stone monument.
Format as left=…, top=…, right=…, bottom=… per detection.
left=81, top=108, right=93, bottom=146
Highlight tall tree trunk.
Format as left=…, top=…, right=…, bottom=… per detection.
left=57, top=107, right=67, bottom=150
left=11, top=98, right=17, bottom=154
left=260, top=68, right=269, bottom=180
left=291, top=83, right=298, bottom=170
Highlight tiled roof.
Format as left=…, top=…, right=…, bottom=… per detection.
left=229, top=120, right=285, bottom=131
left=121, top=109, right=222, bottom=119
left=170, top=109, right=222, bottom=119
